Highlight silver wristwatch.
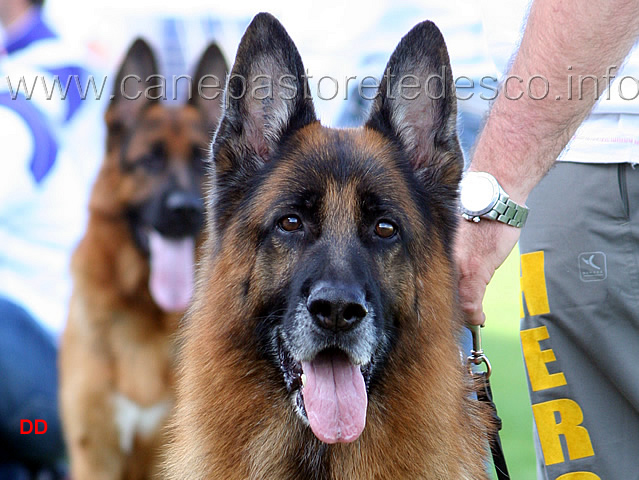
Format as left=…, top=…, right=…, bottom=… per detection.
left=459, top=171, right=529, bottom=228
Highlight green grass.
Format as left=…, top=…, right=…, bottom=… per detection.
left=482, top=246, right=538, bottom=479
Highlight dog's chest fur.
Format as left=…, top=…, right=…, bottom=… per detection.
left=113, top=393, right=172, bottom=454
left=109, top=310, right=176, bottom=405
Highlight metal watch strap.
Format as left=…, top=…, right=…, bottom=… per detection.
left=483, top=192, right=529, bottom=228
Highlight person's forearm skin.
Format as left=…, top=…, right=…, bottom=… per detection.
left=471, top=0, right=639, bottom=203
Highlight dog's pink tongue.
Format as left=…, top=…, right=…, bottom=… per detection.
left=148, top=231, right=194, bottom=312
left=301, top=351, right=367, bottom=444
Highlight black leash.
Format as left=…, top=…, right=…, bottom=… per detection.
left=467, top=325, right=511, bottom=480
left=476, top=370, right=510, bottom=480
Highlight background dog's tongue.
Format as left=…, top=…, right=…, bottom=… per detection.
left=148, top=231, right=194, bottom=312
left=301, top=351, right=367, bottom=444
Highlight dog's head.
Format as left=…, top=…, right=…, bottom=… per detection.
left=96, top=39, right=227, bottom=312
left=208, top=13, right=462, bottom=444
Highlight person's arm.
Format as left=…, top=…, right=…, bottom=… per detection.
left=455, top=0, right=639, bottom=326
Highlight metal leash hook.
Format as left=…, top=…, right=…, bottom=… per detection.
left=467, top=324, right=492, bottom=379
left=466, top=323, right=510, bottom=479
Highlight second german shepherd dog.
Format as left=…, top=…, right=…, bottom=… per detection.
left=59, top=40, right=227, bottom=479
left=166, top=13, right=491, bottom=480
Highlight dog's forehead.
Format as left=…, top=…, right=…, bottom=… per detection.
left=128, top=104, right=210, bottom=152
left=145, top=104, right=206, bottom=133
left=246, top=123, right=427, bottom=231
left=267, top=124, right=413, bottom=203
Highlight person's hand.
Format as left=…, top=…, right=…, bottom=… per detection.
left=454, top=219, right=521, bottom=326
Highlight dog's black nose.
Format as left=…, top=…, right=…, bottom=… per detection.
left=165, top=191, right=203, bottom=233
left=166, top=191, right=203, bottom=219
left=307, top=282, right=368, bottom=332
left=154, top=190, right=204, bottom=238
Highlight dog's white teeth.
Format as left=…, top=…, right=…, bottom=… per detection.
left=301, top=373, right=307, bottom=388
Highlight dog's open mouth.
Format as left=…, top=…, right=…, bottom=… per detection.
left=278, top=339, right=373, bottom=444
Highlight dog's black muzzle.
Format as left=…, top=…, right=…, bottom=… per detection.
left=127, top=188, right=204, bottom=254
left=306, top=281, right=368, bottom=333
left=152, top=189, right=204, bottom=238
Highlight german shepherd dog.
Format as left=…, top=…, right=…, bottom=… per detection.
left=165, top=13, right=491, bottom=480
left=59, top=40, right=227, bottom=479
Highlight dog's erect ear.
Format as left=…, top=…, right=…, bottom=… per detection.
left=189, top=43, right=228, bottom=131
left=105, top=39, right=159, bottom=143
left=365, top=21, right=463, bottom=189
left=212, top=12, right=317, bottom=176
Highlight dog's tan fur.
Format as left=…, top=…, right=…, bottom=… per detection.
left=165, top=14, right=492, bottom=480
left=59, top=40, right=226, bottom=480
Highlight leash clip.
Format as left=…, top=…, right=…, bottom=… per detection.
left=467, top=324, right=492, bottom=379
left=466, top=324, right=510, bottom=479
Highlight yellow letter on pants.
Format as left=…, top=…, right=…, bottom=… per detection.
left=520, top=251, right=551, bottom=318
left=520, top=326, right=567, bottom=392
left=556, top=473, right=601, bottom=479
left=532, top=399, right=595, bottom=466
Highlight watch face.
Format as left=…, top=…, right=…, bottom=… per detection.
left=459, top=172, right=499, bottom=216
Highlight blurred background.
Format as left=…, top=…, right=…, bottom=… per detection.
left=42, top=0, right=498, bottom=158
left=1, top=0, right=535, bottom=477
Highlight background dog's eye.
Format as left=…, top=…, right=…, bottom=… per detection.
left=137, top=143, right=168, bottom=173
left=375, top=220, right=397, bottom=239
left=278, top=215, right=302, bottom=232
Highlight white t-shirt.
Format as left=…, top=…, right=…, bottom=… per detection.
left=0, top=14, right=96, bottom=340
left=481, top=0, right=639, bottom=164
left=0, top=103, right=86, bottom=340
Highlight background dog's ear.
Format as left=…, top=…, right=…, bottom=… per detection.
left=105, top=39, right=159, bottom=146
left=189, top=42, right=228, bottom=131
left=365, top=21, right=463, bottom=189
left=212, top=12, right=317, bottom=176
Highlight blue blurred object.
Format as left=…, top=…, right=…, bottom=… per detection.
left=0, top=298, right=66, bottom=477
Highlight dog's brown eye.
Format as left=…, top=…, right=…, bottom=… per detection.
left=279, top=215, right=302, bottom=232
left=375, top=221, right=396, bottom=239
